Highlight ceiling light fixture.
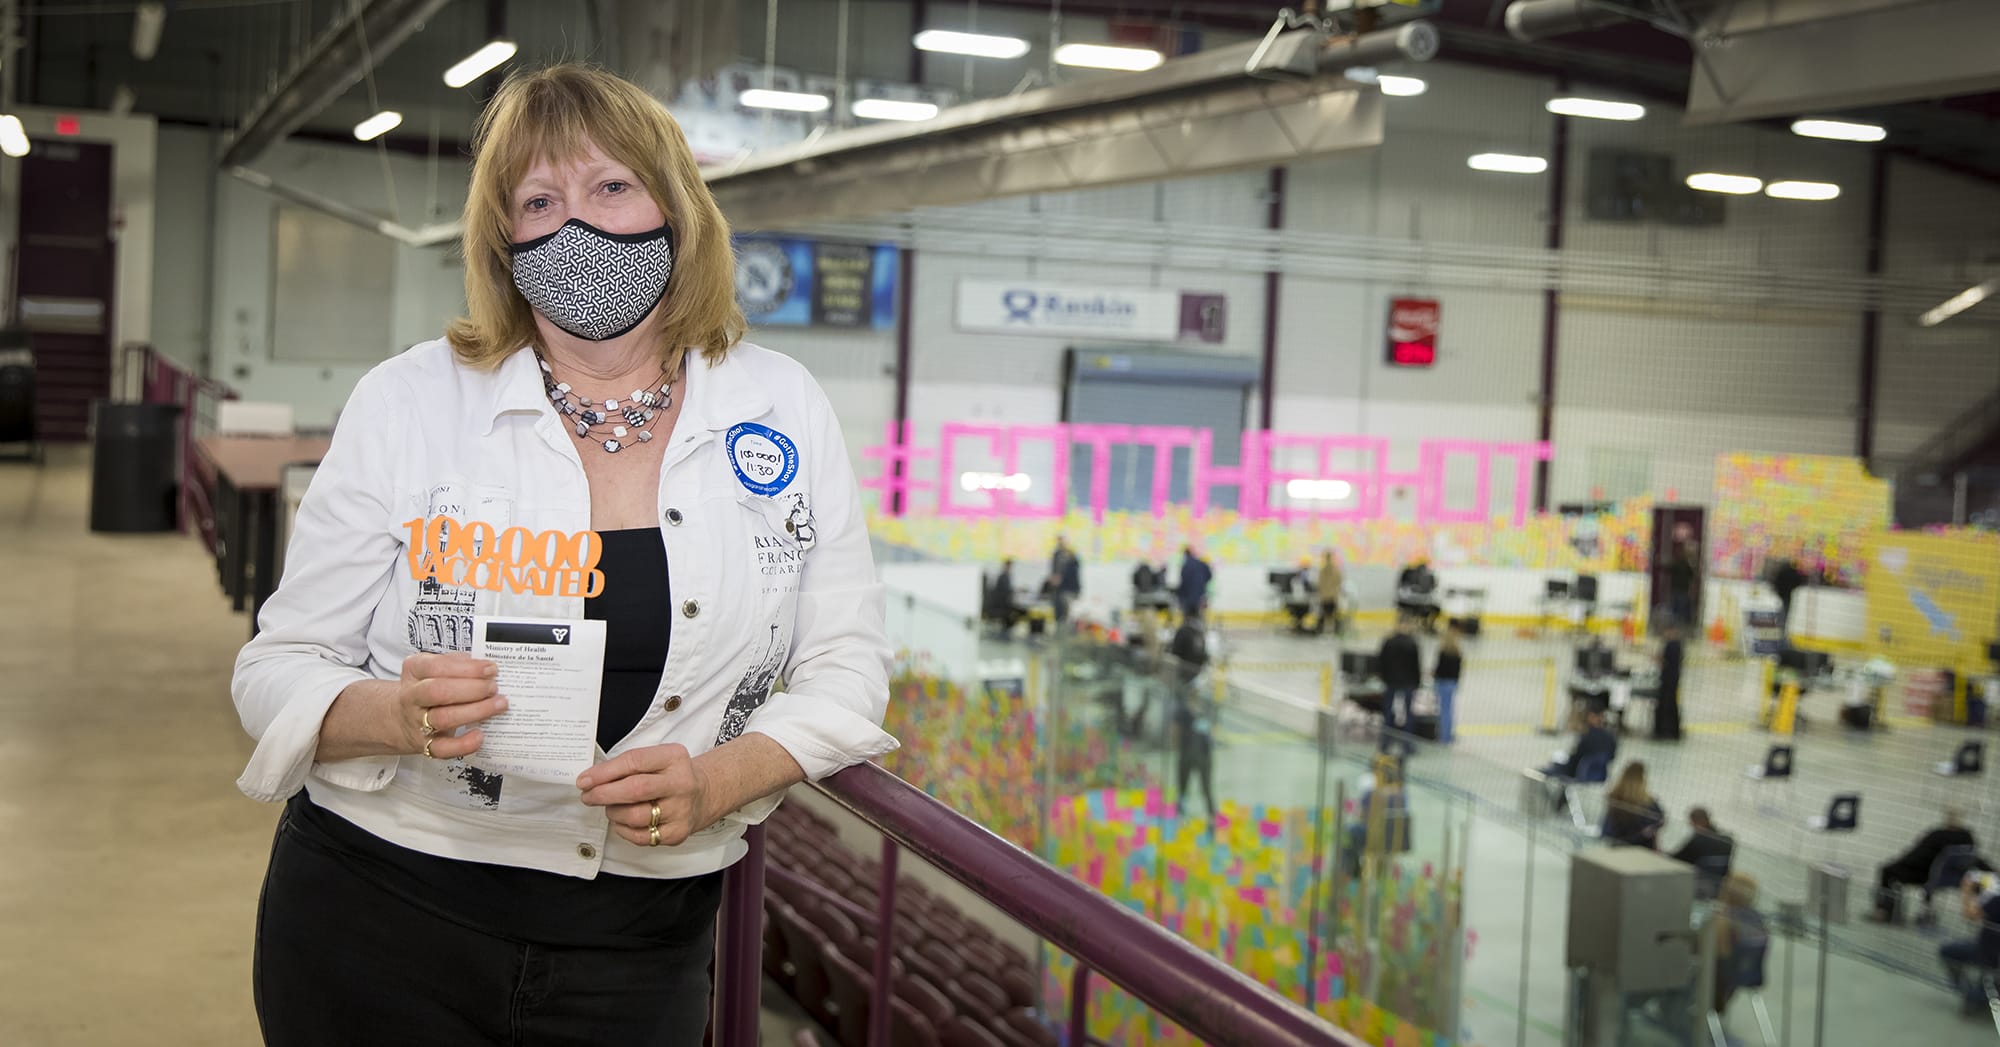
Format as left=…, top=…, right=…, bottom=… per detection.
left=0, top=115, right=28, bottom=158
left=852, top=98, right=940, bottom=122
left=1286, top=479, right=1355, bottom=501
left=1919, top=278, right=1999, bottom=328
left=1790, top=118, right=1887, bottom=143
left=353, top=110, right=403, bottom=142
left=1378, top=75, right=1428, bottom=97
left=131, top=1, right=165, bottom=61
left=1764, top=180, right=1841, bottom=201
left=1546, top=96, right=1645, bottom=121
left=1467, top=153, right=1548, bottom=174
left=913, top=29, right=1030, bottom=59
left=1053, top=42, right=1164, bottom=72
left=739, top=89, right=831, bottom=113
left=1685, top=172, right=1763, bottom=195
left=443, top=40, right=518, bottom=88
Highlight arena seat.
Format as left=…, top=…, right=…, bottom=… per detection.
left=1000, top=1008, right=1058, bottom=1047
left=946, top=971, right=1011, bottom=1019
left=895, top=973, right=955, bottom=1032
left=941, top=1016, right=1009, bottom=1047
left=994, top=967, right=1038, bottom=1009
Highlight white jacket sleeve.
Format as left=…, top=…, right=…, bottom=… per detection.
left=231, top=367, right=412, bottom=802
left=739, top=373, right=899, bottom=800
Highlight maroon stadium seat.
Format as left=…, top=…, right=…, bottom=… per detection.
left=994, top=967, right=1037, bottom=1009
left=946, top=972, right=1010, bottom=1020
left=940, top=1016, right=1009, bottom=1047
left=918, top=940, right=967, bottom=977
left=895, top=973, right=955, bottom=1032
left=1001, top=1009, right=1058, bottom=1047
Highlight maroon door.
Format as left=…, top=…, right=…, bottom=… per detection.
left=14, top=140, right=116, bottom=442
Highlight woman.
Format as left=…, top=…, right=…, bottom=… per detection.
left=1432, top=624, right=1463, bottom=744
left=1600, top=761, right=1665, bottom=848
left=232, top=65, right=896, bottom=1044
left=1314, top=548, right=1343, bottom=635
left=1711, top=874, right=1767, bottom=1014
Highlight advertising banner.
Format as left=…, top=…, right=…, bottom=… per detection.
left=735, top=237, right=899, bottom=330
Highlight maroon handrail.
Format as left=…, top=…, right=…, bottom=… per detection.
left=805, top=762, right=1361, bottom=1047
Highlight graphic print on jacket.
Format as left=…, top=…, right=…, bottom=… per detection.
left=716, top=623, right=788, bottom=745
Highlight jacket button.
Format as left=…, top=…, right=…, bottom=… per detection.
left=577, top=843, right=597, bottom=860
left=682, top=599, right=700, bottom=618
left=664, top=695, right=683, bottom=712
left=665, top=508, right=684, bottom=526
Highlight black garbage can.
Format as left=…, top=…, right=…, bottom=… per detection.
left=90, top=400, right=182, bottom=533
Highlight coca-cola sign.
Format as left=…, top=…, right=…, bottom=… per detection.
left=1386, top=297, right=1440, bottom=367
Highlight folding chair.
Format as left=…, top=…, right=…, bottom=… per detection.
left=1806, top=793, right=1861, bottom=862
left=1737, top=744, right=1797, bottom=817
left=1935, top=739, right=1985, bottom=778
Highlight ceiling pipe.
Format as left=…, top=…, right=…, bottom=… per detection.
left=1503, top=0, right=1636, bottom=42
left=228, top=166, right=460, bottom=247
left=219, top=0, right=453, bottom=169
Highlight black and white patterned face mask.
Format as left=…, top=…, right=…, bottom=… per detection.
left=508, top=218, right=675, bottom=341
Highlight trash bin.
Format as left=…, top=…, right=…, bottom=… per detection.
left=89, top=400, right=182, bottom=533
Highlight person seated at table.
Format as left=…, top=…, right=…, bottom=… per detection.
left=1282, top=560, right=1315, bottom=633
left=1547, top=707, right=1617, bottom=780
left=1869, top=808, right=1979, bottom=923
left=1396, top=559, right=1440, bottom=630
left=1671, top=807, right=1734, bottom=896
left=1600, top=761, right=1665, bottom=848
left=1940, top=871, right=2000, bottom=1016
left=983, top=559, right=1026, bottom=635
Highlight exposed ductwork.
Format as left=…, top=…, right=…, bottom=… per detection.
left=704, top=22, right=1435, bottom=229
left=219, top=0, right=453, bottom=169
left=227, top=166, right=460, bottom=248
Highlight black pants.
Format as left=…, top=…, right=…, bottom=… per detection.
left=254, top=805, right=718, bottom=1046
left=1873, top=861, right=1930, bottom=918
left=1177, top=745, right=1216, bottom=817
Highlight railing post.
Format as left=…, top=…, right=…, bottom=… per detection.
left=867, top=839, right=899, bottom=1047
left=715, top=824, right=766, bottom=1047
left=1068, top=963, right=1092, bottom=1047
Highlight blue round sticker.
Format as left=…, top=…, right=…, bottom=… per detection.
left=726, top=422, right=800, bottom=496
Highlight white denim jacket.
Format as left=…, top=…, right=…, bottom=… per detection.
left=232, top=338, right=897, bottom=879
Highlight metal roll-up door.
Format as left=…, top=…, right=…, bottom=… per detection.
left=1064, top=348, right=1259, bottom=513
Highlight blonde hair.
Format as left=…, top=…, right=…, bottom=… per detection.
left=1719, top=873, right=1758, bottom=910
left=446, top=63, right=744, bottom=371
left=1607, top=760, right=1651, bottom=809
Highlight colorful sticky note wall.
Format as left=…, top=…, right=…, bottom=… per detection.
left=1711, top=453, right=1889, bottom=586
left=1040, top=788, right=1464, bottom=1046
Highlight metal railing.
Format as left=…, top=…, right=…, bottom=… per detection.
left=715, top=760, right=1364, bottom=1047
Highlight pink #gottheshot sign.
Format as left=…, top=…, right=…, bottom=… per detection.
left=861, top=421, right=1550, bottom=526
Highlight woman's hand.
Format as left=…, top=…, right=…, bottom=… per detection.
left=396, top=652, right=508, bottom=759
left=576, top=744, right=715, bottom=848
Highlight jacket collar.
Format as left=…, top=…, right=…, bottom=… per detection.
left=483, top=344, right=773, bottom=435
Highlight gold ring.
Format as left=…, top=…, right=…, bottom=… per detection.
left=423, top=739, right=434, bottom=759
left=421, top=710, right=436, bottom=738
left=649, top=826, right=661, bottom=847
left=649, top=803, right=662, bottom=830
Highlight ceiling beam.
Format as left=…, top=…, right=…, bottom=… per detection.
left=219, top=0, right=453, bottom=169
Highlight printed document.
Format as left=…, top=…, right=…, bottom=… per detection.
left=470, top=616, right=605, bottom=782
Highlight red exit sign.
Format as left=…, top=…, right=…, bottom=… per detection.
left=54, top=115, right=81, bottom=136
left=1386, top=297, right=1439, bottom=368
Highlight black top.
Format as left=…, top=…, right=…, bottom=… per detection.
left=1602, top=796, right=1665, bottom=848
left=1563, top=725, right=1619, bottom=779
left=1659, top=638, right=1684, bottom=698
left=586, top=527, right=672, bottom=751
left=1673, top=828, right=1735, bottom=875
left=1434, top=649, right=1463, bottom=682
left=1378, top=632, right=1423, bottom=691
left=1894, top=826, right=1978, bottom=874
left=280, top=527, right=694, bottom=949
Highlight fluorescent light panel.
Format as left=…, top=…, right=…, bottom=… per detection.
left=1378, top=75, right=1427, bottom=97
left=1686, top=172, right=1762, bottom=195
left=353, top=110, right=403, bottom=142
left=914, top=29, right=1029, bottom=59
left=1919, top=278, right=1999, bottom=328
left=1053, top=42, right=1163, bottom=71
left=0, top=115, right=27, bottom=157
left=739, top=88, right=830, bottom=113
left=1765, top=180, right=1841, bottom=201
left=1467, top=152, right=1547, bottom=174
left=852, top=98, right=939, bottom=122
left=1286, top=479, right=1354, bottom=501
left=1791, top=118, right=1886, bottom=143
left=1546, top=96, right=1645, bottom=121
left=444, top=40, right=517, bottom=88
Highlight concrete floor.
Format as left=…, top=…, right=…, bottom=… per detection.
left=0, top=454, right=816, bottom=1046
